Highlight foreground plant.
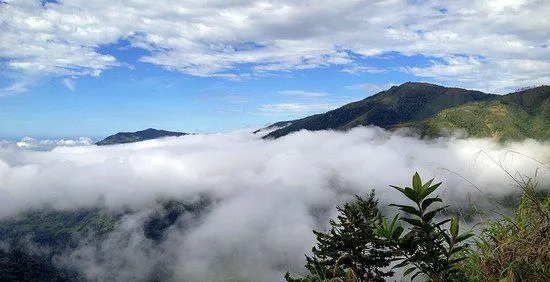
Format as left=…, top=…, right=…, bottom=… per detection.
left=285, top=191, right=393, bottom=282
left=460, top=178, right=550, bottom=282
left=376, top=173, right=473, bottom=281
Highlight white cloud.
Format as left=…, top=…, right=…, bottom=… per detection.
left=1, top=0, right=550, bottom=92
left=0, top=81, right=29, bottom=95
left=264, top=90, right=341, bottom=114
left=0, top=128, right=549, bottom=281
left=9, top=136, right=94, bottom=151
left=341, top=65, right=386, bottom=74
left=346, top=82, right=397, bottom=93
left=258, top=102, right=342, bottom=114
left=278, top=90, right=328, bottom=98
left=62, top=76, right=76, bottom=91
left=406, top=55, right=550, bottom=93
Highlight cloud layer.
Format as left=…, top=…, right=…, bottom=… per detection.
left=0, top=128, right=549, bottom=281
left=1, top=0, right=549, bottom=92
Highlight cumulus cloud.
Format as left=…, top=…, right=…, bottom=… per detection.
left=2, top=136, right=94, bottom=151
left=1, top=0, right=549, bottom=92
left=405, top=55, right=550, bottom=93
left=0, top=128, right=549, bottom=281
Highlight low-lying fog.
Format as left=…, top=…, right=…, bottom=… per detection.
left=1, top=127, right=549, bottom=281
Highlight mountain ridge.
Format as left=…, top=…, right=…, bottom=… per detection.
left=404, top=85, right=550, bottom=140
left=262, top=82, right=498, bottom=139
left=261, top=82, right=550, bottom=141
left=96, top=128, right=188, bottom=146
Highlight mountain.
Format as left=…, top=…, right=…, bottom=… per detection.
left=263, top=82, right=497, bottom=139
left=252, top=120, right=293, bottom=134
left=96, top=128, right=188, bottom=145
left=0, top=197, right=211, bottom=281
left=403, top=86, right=550, bottom=140
left=261, top=83, right=550, bottom=141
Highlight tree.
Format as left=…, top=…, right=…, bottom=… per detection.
left=286, top=191, right=394, bottom=282
left=376, top=173, right=473, bottom=281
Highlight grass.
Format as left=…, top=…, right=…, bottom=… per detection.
left=457, top=166, right=550, bottom=282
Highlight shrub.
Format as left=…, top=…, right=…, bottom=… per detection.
left=375, top=173, right=473, bottom=281
left=459, top=179, right=550, bottom=282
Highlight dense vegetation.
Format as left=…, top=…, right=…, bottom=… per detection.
left=263, top=82, right=496, bottom=139
left=405, top=86, right=550, bottom=141
left=96, top=128, right=188, bottom=145
left=0, top=198, right=211, bottom=281
left=0, top=209, right=116, bottom=282
left=287, top=173, right=549, bottom=282
left=262, top=83, right=550, bottom=141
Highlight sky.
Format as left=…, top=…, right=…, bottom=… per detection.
left=1, top=0, right=549, bottom=138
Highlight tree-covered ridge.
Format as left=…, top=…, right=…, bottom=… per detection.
left=405, top=86, right=550, bottom=141
left=96, top=128, right=188, bottom=145
left=261, top=83, right=550, bottom=141
left=263, top=82, right=497, bottom=139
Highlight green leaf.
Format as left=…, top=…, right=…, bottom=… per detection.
left=442, top=232, right=452, bottom=246
left=412, top=172, right=422, bottom=192
left=375, top=226, right=389, bottom=238
left=393, top=260, right=409, bottom=269
left=421, top=178, right=434, bottom=190
left=403, top=266, right=416, bottom=277
left=455, top=233, right=474, bottom=243
left=389, top=204, right=421, bottom=217
left=403, top=187, right=419, bottom=203
left=434, top=218, right=451, bottom=228
left=401, top=217, right=424, bottom=228
left=390, top=185, right=406, bottom=194
left=392, top=226, right=404, bottom=240
left=424, top=206, right=449, bottom=222
left=389, top=214, right=400, bottom=231
left=421, top=182, right=442, bottom=198
left=411, top=271, right=422, bottom=281
left=451, top=245, right=468, bottom=254
left=450, top=217, right=459, bottom=239
left=421, top=197, right=442, bottom=210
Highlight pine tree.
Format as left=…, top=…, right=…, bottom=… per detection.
left=286, top=191, right=394, bottom=282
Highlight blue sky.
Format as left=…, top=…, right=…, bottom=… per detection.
left=0, top=48, right=429, bottom=139
left=1, top=0, right=549, bottom=139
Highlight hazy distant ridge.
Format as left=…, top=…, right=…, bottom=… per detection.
left=96, top=128, right=188, bottom=145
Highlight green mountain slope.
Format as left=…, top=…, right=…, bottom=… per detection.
left=263, top=82, right=497, bottom=139
left=404, top=86, right=550, bottom=141
left=0, top=197, right=211, bottom=281
left=96, top=128, right=188, bottom=145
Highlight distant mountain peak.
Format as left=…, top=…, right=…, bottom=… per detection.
left=259, top=82, right=550, bottom=141
left=262, top=83, right=497, bottom=139
left=96, top=128, right=188, bottom=146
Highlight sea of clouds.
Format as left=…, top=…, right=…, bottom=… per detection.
left=0, top=127, right=549, bottom=281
